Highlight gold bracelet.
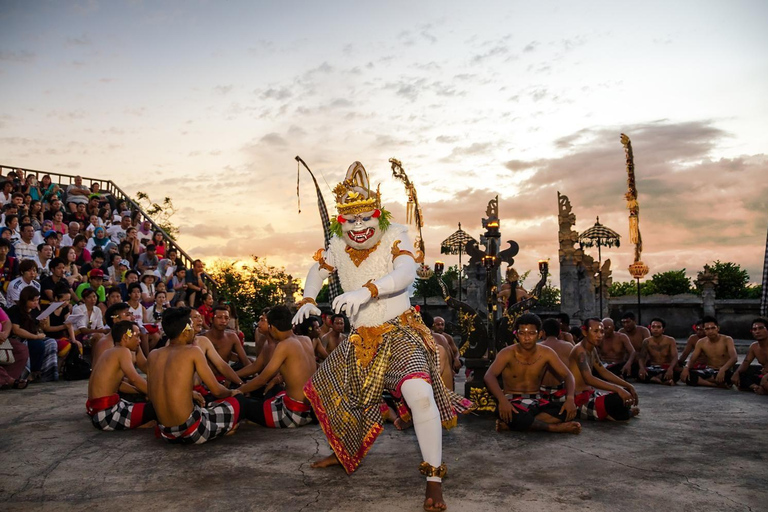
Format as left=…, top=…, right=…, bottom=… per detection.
left=296, top=297, right=317, bottom=308
left=362, top=280, right=379, bottom=299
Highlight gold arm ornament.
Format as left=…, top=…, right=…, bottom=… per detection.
left=362, top=280, right=379, bottom=299
left=313, top=248, right=335, bottom=272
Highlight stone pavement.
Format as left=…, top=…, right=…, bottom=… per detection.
left=1, top=380, right=766, bottom=512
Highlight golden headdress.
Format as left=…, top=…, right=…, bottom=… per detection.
left=333, top=161, right=382, bottom=216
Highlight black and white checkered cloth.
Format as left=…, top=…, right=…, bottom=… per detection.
left=158, top=398, right=239, bottom=444
left=253, top=391, right=315, bottom=428
left=306, top=164, right=342, bottom=301
left=539, top=383, right=567, bottom=403
left=575, top=389, right=610, bottom=421
left=90, top=398, right=134, bottom=430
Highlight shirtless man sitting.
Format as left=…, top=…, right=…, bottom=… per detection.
left=569, top=318, right=639, bottom=421
left=484, top=313, right=580, bottom=434
left=423, top=312, right=455, bottom=392
left=188, top=309, right=244, bottom=398
left=238, top=306, right=317, bottom=428
left=433, top=316, right=461, bottom=373
left=539, top=318, right=575, bottom=402
left=731, top=317, right=768, bottom=393
left=599, top=318, right=636, bottom=378
left=637, top=317, right=680, bottom=385
left=206, top=305, right=251, bottom=370
left=236, top=309, right=281, bottom=399
left=618, top=311, right=650, bottom=378
left=321, top=313, right=347, bottom=354
left=679, top=316, right=737, bottom=388
left=86, top=321, right=157, bottom=430
left=91, top=302, right=148, bottom=398
left=299, top=315, right=329, bottom=363
left=678, top=319, right=707, bottom=370
left=148, top=307, right=247, bottom=444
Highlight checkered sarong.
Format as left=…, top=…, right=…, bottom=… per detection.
left=305, top=308, right=473, bottom=474
left=86, top=394, right=151, bottom=431
left=252, top=391, right=315, bottom=428
left=539, top=383, right=567, bottom=403
left=157, top=397, right=240, bottom=444
left=574, top=389, right=611, bottom=421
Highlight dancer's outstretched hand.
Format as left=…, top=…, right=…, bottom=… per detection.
left=332, top=287, right=372, bottom=317
left=293, top=303, right=321, bottom=325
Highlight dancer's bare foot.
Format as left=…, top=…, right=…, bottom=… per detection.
left=225, top=422, right=240, bottom=436
left=630, top=406, right=640, bottom=417
left=664, top=379, right=676, bottom=386
left=754, top=386, right=766, bottom=395
left=424, top=481, right=447, bottom=511
left=495, top=419, right=509, bottom=432
left=311, top=453, right=341, bottom=469
left=138, top=420, right=157, bottom=429
left=548, top=421, right=581, bottom=434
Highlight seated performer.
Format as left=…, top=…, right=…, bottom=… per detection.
left=293, top=162, right=471, bottom=512
left=558, top=313, right=575, bottom=343
left=539, top=318, right=575, bottom=401
left=599, top=318, right=636, bottom=377
left=433, top=316, right=461, bottom=373
left=618, top=312, right=650, bottom=377
left=237, top=310, right=277, bottom=381
left=731, top=317, right=768, bottom=393
left=321, top=313, right=347, bottom=354
left=205, top=305, right=251, bottom=369
left=569, top=318, right=639, bottom=421
left=678, top=319, right=707, bottom=369
left=148, top=307, right=246, bottom=444
left=637, top=318, right=680, bottom=385
left=422, top=311, right=455, bottom=391
left=86, top=321, right=157, bottom=430
left=188, top=309, right=244, bottom=398
left=237, top=306, right=316, bottom=428
left=484, top=313, right=580, bottom=434
left=298, top=315, right=329, bottom=363
left=680, top=316, right=738, bottom=388
left=91, top=302, right=146, bottom=373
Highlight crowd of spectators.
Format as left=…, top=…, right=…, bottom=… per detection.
left=0, top=169, right=215, bottom=389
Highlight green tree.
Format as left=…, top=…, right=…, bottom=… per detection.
left=609, top=280, right=658, bottom=297
left=134, top=191, right=179, bottom=240
left=700, top=260, right=751, bottom=299
left=208, top=256, right=299, bottom=340
left=537, top=280, right=561, bottom=309
left=649, top=269, right=693, bottom=295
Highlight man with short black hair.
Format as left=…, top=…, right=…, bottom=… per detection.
left=137, top=244, right=159, bottom=273
left=619, top=311, right=651, bottom=359
left=637, top=317, right=680, bottom=385
left=40, top=257, right=69, bottom=303
left=568, top=318, right=639, bottom=421
left=539, top=317, right=575, bottom=401
left=238, top=306, right=317, bottom=428
left=557, top=312, right=574, bottom=343
left=86, top=321, right=157, bottom=431
left=6, top=259, right=40, bottom=305
left=33, top=243, right=53, bottom=277
left=206, top=305, right=250, bottom=369
left=149, top=307, right=247, bottom=444
left=484, top=313, right=580, bottom=434
left=599, top=318, right=637, bottom=377
left=678, top=319, right=707, bottom=369
left=321, top=313, right=347, bottom=354
left=14, top=223, right=37, bottom=260
left=680, top=316, right=738, bottom=387
left=731, top=318, right=768, bottom=393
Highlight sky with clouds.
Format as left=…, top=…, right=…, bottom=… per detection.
left=1, top=0, right=767, bottom=286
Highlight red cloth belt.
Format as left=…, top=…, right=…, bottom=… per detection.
left=86, top=394, right=120, bottom=416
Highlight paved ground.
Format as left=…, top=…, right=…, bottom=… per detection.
left=1, top=378, right=766, bottom=512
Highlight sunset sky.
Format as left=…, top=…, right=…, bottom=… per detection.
left=1, top=0, right=767, bottom=287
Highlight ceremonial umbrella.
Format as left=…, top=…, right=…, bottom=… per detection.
left=579, top=217, right=621, bottom=316
left=441, top=223, right=477, bottom=302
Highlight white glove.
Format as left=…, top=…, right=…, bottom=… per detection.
left=292, top=303, right=321, bottom=325
left=332, top=288, right=372, bottom=317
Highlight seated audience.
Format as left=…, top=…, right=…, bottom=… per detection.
left=0, top=306, right=29, bottom=390
left=8, top=287, right=59, bottom=382
left=538, top=318, right=575, bottom=401
left=6, top=259, right=41, bottom=306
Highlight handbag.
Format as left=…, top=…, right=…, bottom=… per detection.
left=0, top=337, right=14, bottom=365
left=62, top=346, right=91, bottom=380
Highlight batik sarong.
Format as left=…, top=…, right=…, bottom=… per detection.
left=304, top=308, right=473, bottom=474
left=500, top=393, right=567, bottom=430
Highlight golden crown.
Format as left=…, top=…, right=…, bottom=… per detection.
left=334, top=161, right=382, bottom=216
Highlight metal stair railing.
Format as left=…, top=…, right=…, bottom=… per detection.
left=0, top=164, right=218, bottom=296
